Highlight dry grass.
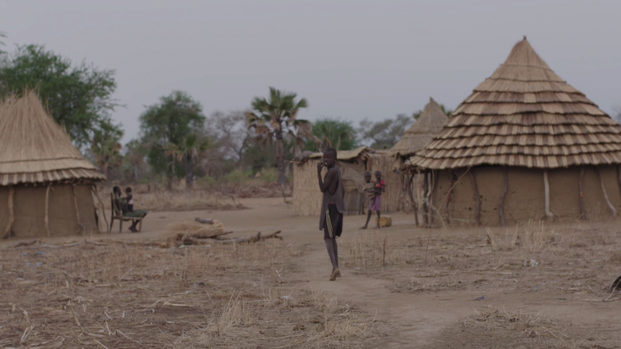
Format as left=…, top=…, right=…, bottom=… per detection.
left=464, top=306, right=567, bottom=339
left=340, top=221, right=621, bottom=299
left=98, top=188, right=246, bottom=212
left=0, top=238, right=379, bottom=348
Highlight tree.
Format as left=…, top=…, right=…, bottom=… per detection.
left=122, top=139, right=149, bottom=182
left=89, top=119, right=124, bottom=178
left=0, top=44, right=120, bottom=147
left=613, top=106, right=621, bottom=124
left=245, top=87, right=311, bottom=184
left=165, top=133, right=210, bottom=189
left=358, top=114, right=414, bottom=149
left=207, top=111, right=251, bottom=164
left=306, top=118, right=357, bottom=151
left=139, top=91, right=206, bottom=189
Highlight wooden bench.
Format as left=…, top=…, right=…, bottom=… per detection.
left=109, top=193, right=144, bottom=233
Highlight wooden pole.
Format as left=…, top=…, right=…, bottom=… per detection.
left=72, top=184, right=85, bottom=236
left=469, top=170, right=481, bottom=226
left=445, top=170, right=456, bottom=223
left=578, top=167, right=587, bottom=220
left=91, top=185, right=108, bottom=233
left=3, top=186, right=14, bottom=239
left=498, top=166, right=508, bottom=226
left=618, top=165, right=621, bottom=199
left=422, top=172, right=429, bottom=225
left=428, top=170, right=437, bottom=226
left=407, top=171, right=419, bottom=226
left=45, top=184, right=52, bottom=237
left=596, top=167, right=617, bottom=217
left=543, top=170, right=553, bottom=221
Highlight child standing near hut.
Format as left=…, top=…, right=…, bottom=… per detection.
left=361, top=171, right=385, bottom=229
left=317, top=148, right=344, bottom=281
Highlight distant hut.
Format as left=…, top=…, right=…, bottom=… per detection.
left=407, top=37, right=621, bottom=226
left=0, top=92, right=106, bottom=238
left=293, top=147, right=399, bottom=216
left=391, top=97, right=449, bottom=168
left=391, top=98, right=449, bottom=219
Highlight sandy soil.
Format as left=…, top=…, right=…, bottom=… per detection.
left=3, top=197, right=621, bottom=348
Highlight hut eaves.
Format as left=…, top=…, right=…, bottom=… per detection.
left=0, top=92, right=106, bottom=186
left=407, top=37, right=621, bottom=170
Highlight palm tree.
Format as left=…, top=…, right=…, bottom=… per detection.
left=165, top=133, right=210, bottom=189
left=245, top=87, right=310, bottom=184
left=308, top=118, right=357, bottom=151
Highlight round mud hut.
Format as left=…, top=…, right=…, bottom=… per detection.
left=0, top=92, right=106, bottom=238
left=407, top=37, right=621, bottom=226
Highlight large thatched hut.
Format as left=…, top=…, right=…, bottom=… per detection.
left=293, top=147, right=399, bottom=216
left=0, top=92, right=106, bottom=238
left=407, top=37, right=621, bottom=226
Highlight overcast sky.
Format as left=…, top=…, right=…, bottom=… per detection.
left=1, top=0, right=620, bottom=143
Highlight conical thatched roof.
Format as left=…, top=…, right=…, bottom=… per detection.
left=391, top=97, right=449, bottom=157
left=408, top=37, right=621, bottom=170
left=0, top=92, right=106, bottom=186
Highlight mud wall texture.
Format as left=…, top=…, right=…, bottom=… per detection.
left=0, top=184, right=98, bottom=238
left=430, top=165, right=621, bottom=226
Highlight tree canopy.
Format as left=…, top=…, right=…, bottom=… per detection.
left=306, top=118, right=357, bottom=151
left=139, top=91, right=206, bottom=187
left=245, top=87, right=310, bottom=184
left=357, top=114, right=413, bottom=149
left=0, top=44, right=120, bottom=147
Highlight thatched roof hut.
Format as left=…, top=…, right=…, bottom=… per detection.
left=391, top=97, right=449, bottom=161
left=407, top=37, right=621, bottom=226
left=293, top=147, right=399, bottom=216
left=0, top=92, right=105, bottom=238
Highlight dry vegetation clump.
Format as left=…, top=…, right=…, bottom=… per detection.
left=0, top=239, right=379, bottom=348
left=464, top=306, right=567, bottom=339
left=173, top=289, right=379, bottom=349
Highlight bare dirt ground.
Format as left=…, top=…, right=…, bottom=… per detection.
left=2, top=197, right=621, bottom=348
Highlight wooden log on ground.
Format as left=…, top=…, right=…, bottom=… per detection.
left=543, top=170, right=553, bottom=221
left=498, top=166, right=508, bottom=226
left=214, top=231, right=283, bottom=244
left=13, top=239, right=39, bottom=248
left=3, top=186, right=14, bottom=239
left=579, top=167, right=587, bottom=220
left=469, top=170, right=481, bottom=226
left=195, top=217, right=214, bottom=224
left=596, top=167, right=617, bottom=217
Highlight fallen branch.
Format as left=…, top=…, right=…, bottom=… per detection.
left=13, top=239, right=39, bottom=248
left=214, top=231, right=282, bottom=244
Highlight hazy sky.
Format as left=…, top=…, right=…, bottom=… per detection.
left=1, top=0, right=620, bottom=143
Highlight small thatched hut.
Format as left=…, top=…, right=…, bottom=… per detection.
left=0, top=92, right=106, bottom=238
left=407, top=37, right=621, bottom=226
left=293, top=147, right=399, bottom=216
left=391, top=97, right=449, bottom=168
left=391, top=98, right=449, bottom=219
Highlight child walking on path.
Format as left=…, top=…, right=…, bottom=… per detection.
left=361, top=171, right=385, bottom=229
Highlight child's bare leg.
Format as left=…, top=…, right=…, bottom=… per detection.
left=374, top=211, right=381, bottom=229
left=361, top=210, right=372, bottom=229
